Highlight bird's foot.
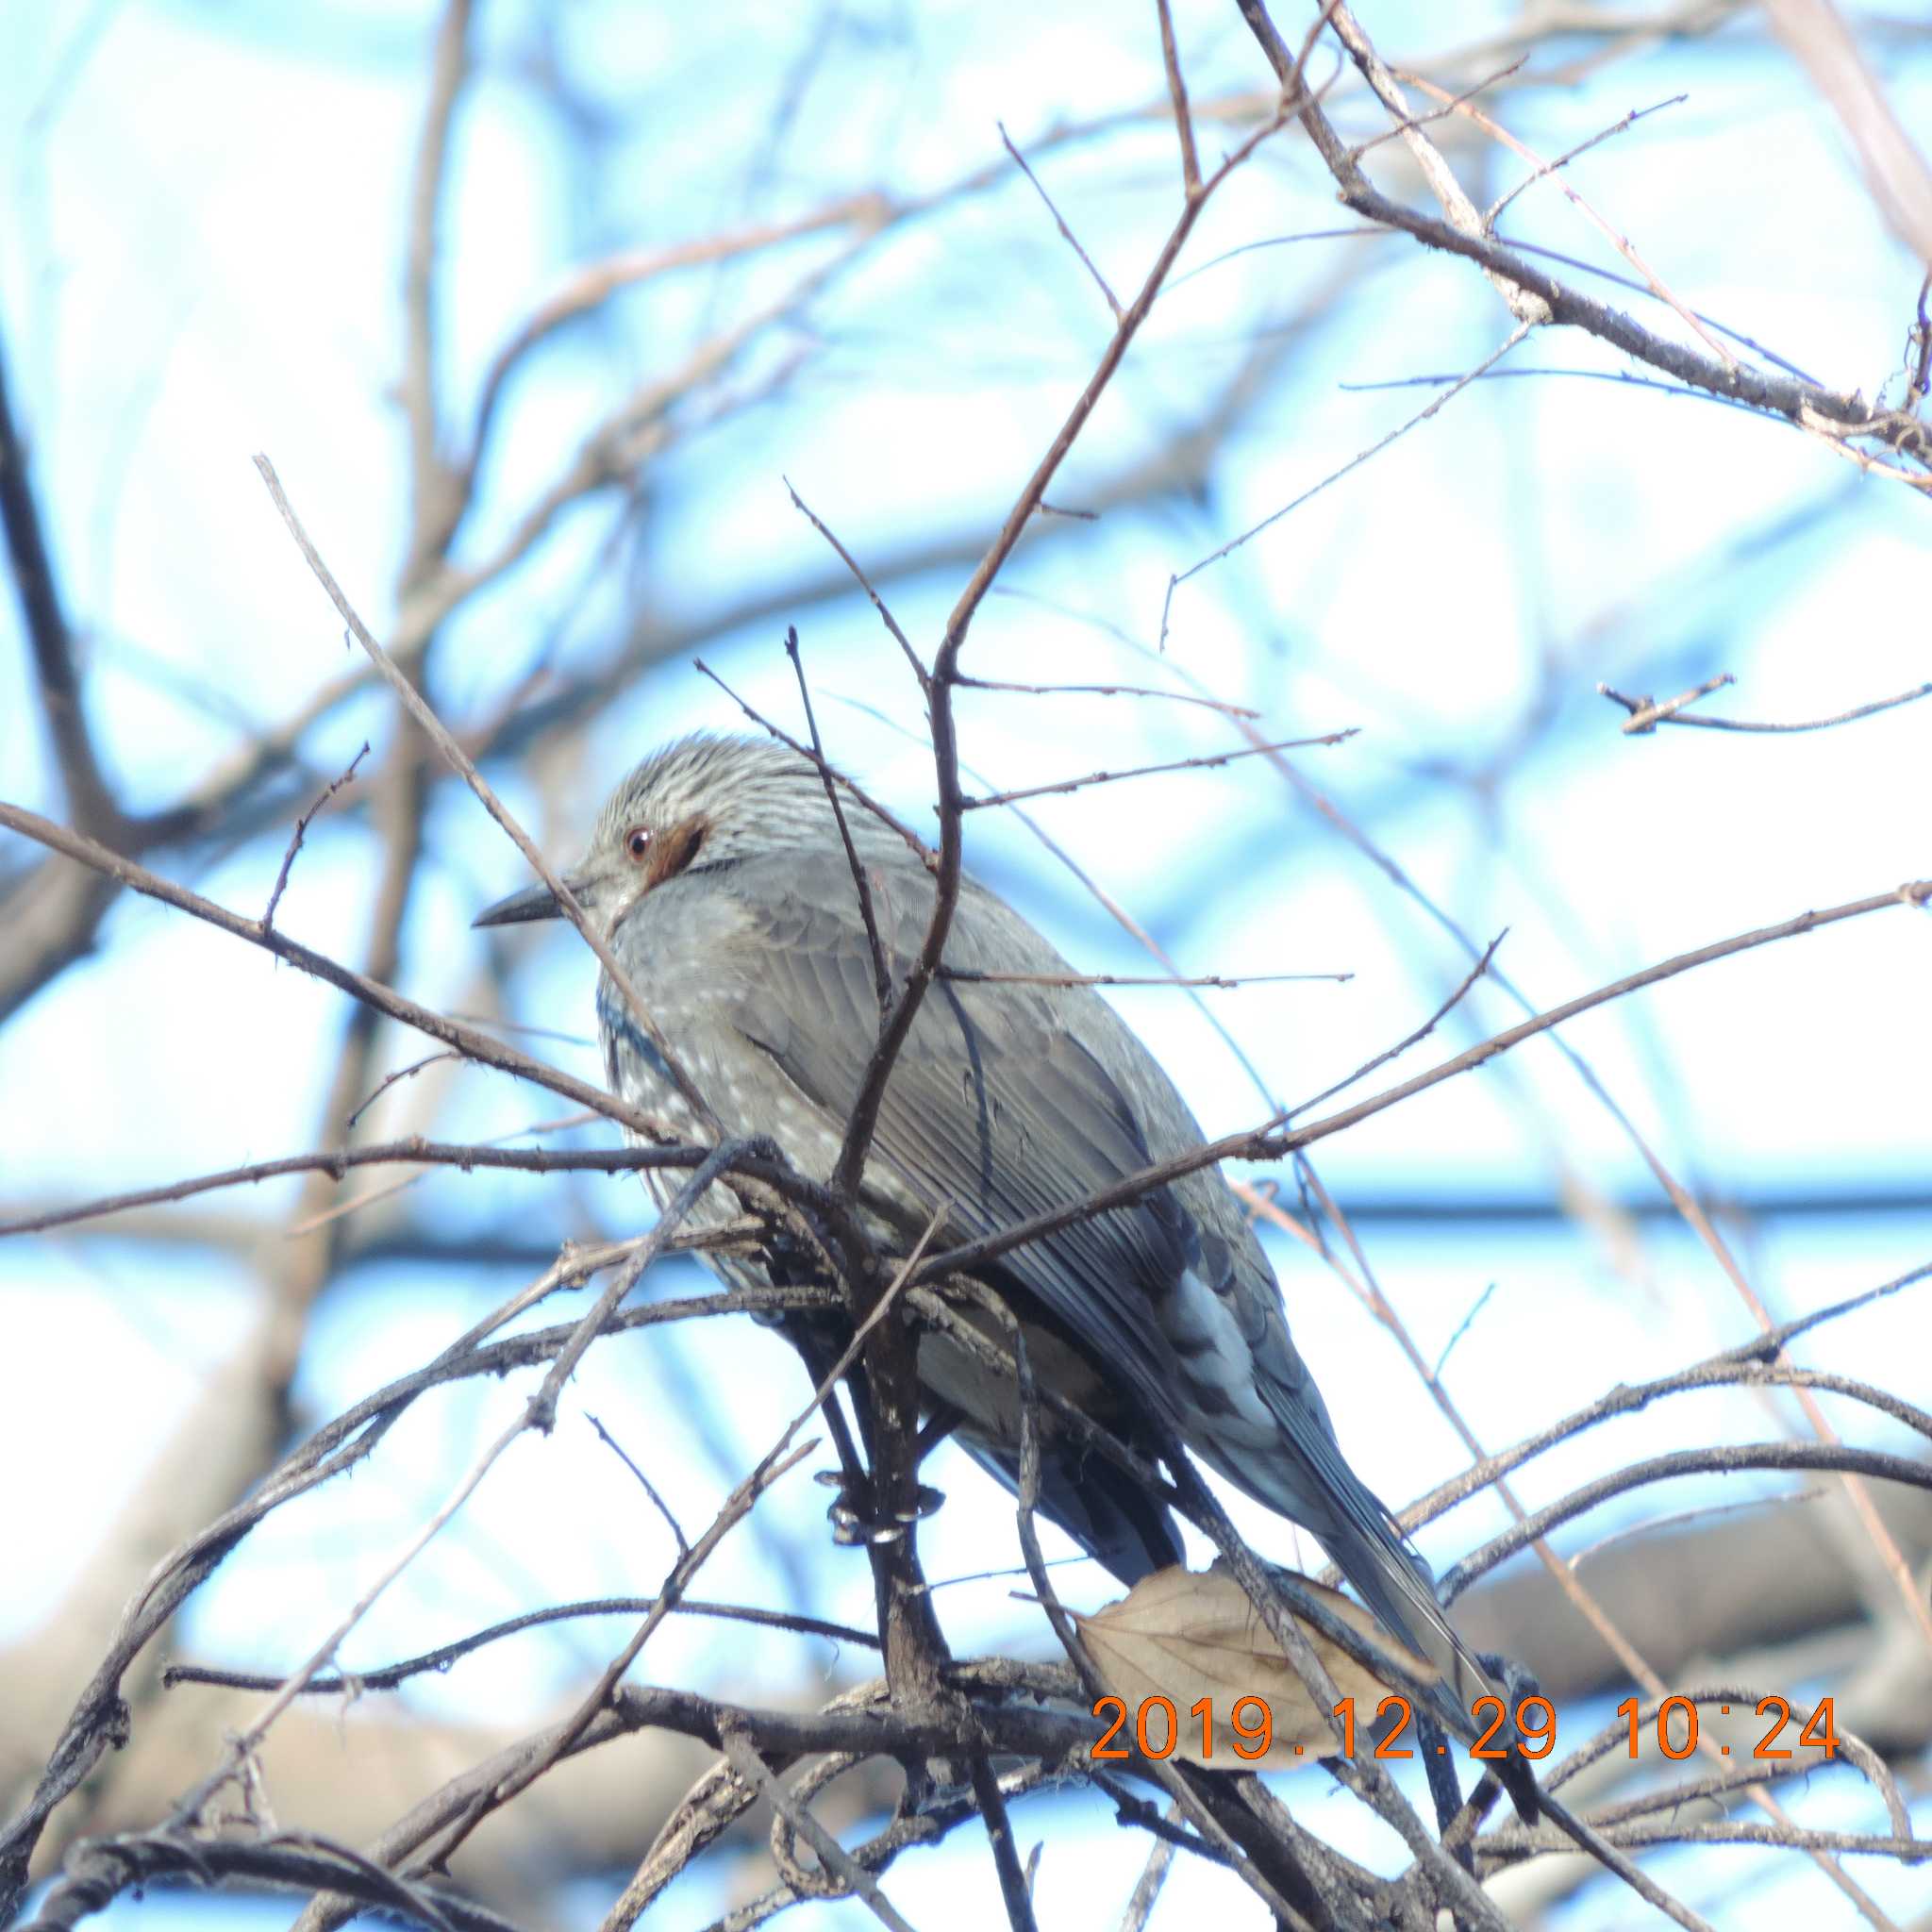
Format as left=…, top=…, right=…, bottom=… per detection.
left=814, top=1468, right=944, bottom=1546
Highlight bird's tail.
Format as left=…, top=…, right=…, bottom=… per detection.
left=1204, top=1397, right=1505, bottom=1741
left=1311, top=1503, right=1499, bottom=1739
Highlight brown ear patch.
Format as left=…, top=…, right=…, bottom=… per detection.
left=644, top=813, right=708, bottom=890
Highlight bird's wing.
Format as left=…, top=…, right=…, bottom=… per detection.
left=713, top=847, right=1191, bottom=1414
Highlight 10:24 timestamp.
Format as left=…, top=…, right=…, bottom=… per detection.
left=1090, top=1691, right=1840, bottom=1762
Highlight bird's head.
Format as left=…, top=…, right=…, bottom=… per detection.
left=472, top=731, right=901, bottom=930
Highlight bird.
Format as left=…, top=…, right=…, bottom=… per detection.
left=474, top=731, right=1500, bottom=1730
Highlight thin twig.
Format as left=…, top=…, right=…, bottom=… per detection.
left=1400, top=74, right=1731, bottom=370
left=958, top=732, right=1355, bottom=810
left=586, top=1412, right=690, bottom=1558
left=940, top=965, right=1350, bottom=990
left=163, top=1595, right=878, bottom=1693
left=287, top=1108, right=602, bottom=1234
left=1601, top=675, right=1932, bottom=734
left=955, top=674, right=1257, bottom=717
left=263, top=742, right=369, bottom=932
left=252, top=453, right=719, bottom=1133
left=428, top=1425, right=823, bottom=1865
left=1444, top=1441, right=1932, bottom=1598
left=1909, top=269, right=1932, bottom=409
left=694, top=662, right=932, bottom=859
left=998, top=122, right=1123, bottom=321
left=1486, top=92, right=1685, bottom=228
left=786, top=626, right=891, bottom=1008
left=1169, top=320, right=1530, bottom=598
left=1391, top=1266, right=1932, bottom=1546
left=1283, top=932, right=1505, bottom=1120
left=345, top=1049, right=460, bottom=1130
left=1350, top=54, right=1528, bottom=163
left=0, top=1133, right=808, bottom=1240
left=784, top=479, right=929, bottom=692
left=1296, top=0, right=1552, bottom=327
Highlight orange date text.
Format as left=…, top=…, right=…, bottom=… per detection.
left=1088, top=1693, right=1839, bottom=1762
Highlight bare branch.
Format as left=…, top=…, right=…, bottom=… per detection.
left=1402, top=74, right=1730, bottom=368
left=345, top=1049, right=461, bottom=1132
left=0, top=805, right=677, bottom=1148
left=1313, top=0, right=1553, bottom=326
left=422, top=1211, right=945, bottom=1873
left=1484, top=92, right=1687, bottom=228
left=1446, top=1441, right=1932, bottom=1602
left=1229, top=3, right=1931, bottom=487
left=1342, top=188, right=1923, bottom=475
left=27, top=1830, right=519, bottom=1932
left=163, top=1141, right=759, bottom=1830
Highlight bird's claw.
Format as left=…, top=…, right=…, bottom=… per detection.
left=815, top=1468, right=944, bottom=1544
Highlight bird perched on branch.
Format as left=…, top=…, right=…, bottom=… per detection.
left=475, top=732, right=1499, bottom=1726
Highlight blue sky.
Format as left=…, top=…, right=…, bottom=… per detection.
left=3, top=3, right=1929, bottom=1927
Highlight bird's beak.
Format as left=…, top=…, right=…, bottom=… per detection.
left=472, top=872, right=585, bottom=928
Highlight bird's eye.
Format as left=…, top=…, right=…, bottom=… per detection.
left=625, top=825, right=652, bottom=862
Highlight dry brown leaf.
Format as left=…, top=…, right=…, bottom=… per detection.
left=1073, top=1562, right=1437, bottom=1773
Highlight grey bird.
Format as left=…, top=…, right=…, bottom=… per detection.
left=475, top=732, right=1497, bottom=1722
